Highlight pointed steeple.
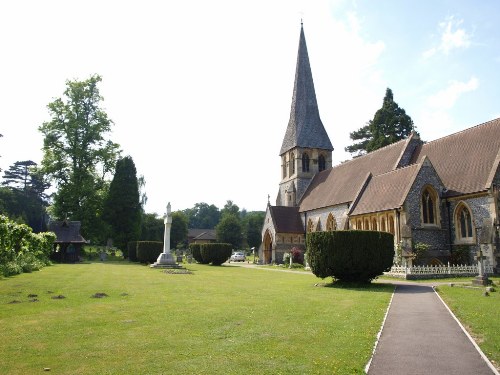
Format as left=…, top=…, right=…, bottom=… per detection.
left=280, top=24, right=333, bottom=155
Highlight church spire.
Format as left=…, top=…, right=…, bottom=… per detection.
left=279, top=24, right=333, bottom=155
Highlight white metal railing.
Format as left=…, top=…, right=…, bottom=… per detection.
left=387, top=263, right=494, bottom=276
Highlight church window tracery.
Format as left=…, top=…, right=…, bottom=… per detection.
left=302, top=153, right=310, bottom=172
left=318, top=154, right=326, bottom=172
left=421, top=187, right=438, bottom=225
left=326, top=213, right=337, bottom=231
left=290, top=152, right=295, bottom=175
left=455, top=203, right=474, bottom=242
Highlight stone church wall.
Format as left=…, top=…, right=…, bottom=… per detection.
left=300, top=204, right=349, bottom=230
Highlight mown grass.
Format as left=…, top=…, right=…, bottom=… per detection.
left=436, top=282, right=500, bottom=370
left=0, top=262, right=393, bottom=375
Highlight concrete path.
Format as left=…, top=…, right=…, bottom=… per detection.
left=368, top=284, right=497, bottom=375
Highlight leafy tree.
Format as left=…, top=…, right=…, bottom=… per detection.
left=183, top=202, right=220, bottom=229
left=171, top=211, right=188, bottom=249
left=102, top=156, right=141, bottom=253
left=221, top=200, right=240, bottom=218
left=345, top=88, right=417, bottom=155
left=244, top=211, right=265, bottom=250
left=216, top=214, right=242, bottom=249
left=39, top=74, right=120, bottom=242
left=140, top=213, right=164, bottom=241
left=2, top=160, right=36, bottom=191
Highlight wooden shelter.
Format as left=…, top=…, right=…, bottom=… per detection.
left=48, top=220, right=87, bottom=262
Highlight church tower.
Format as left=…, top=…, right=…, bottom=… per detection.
left=277, top=24, right=333, bottom=207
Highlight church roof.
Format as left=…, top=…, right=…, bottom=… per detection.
left=279, top=24, right=333, bottom=156
left=299, top=136, right=412, bottom=211
left=412, top=117, right=500, bottom=196
left=269, top=206, right=304, bottom=233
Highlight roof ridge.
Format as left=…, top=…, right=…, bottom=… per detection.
left=423, top=117, right=500, bottom=146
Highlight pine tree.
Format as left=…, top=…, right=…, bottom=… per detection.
left=102, top=156, right=141, bottom=253
left=345, top=88, right=417, bottom=155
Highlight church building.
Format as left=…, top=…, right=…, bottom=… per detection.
left=260, top=25, right=500, bottom=272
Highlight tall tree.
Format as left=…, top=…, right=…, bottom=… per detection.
left=39, top=74, right=120, bottom=242
left=171, top=211, right=188, bottom=249
left=221, top=200, right=240, bottom=219
left=183, top=202, right=220, bottom=229
left=345, top=88, right=416, bottom=155
left=2, top=160, right=37, bottom=191
left=140, top=213, right=164, bottom=241
left=102, top=156, right=141, bottom=252
left=216, top=214, right=242, bottom=249
left=244, top=211, right=265, bottom=250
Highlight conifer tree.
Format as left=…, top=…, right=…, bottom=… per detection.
left=345, top=88, right=417, bottom=155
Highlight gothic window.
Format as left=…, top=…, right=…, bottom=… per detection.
left=282, top=156, right=287, bottom=178
left=364, top=218, right=370, bottom=230
left=316, top=219, right=322, bottom=231
left=371, top=217, right=378, bottom=231
left=289, top=152, right=295, bottom=175
left=302, top=153, right=310, bottom=172
left=326, top=213, right=337, bottom=231
left=456, top=203, right=474, bottom=241
left=318, top=154, right=326, bottom=172
left=356, top=219, right=362, bottom=230
left=307, top=218, right=315, bottom=233
left=388, top=215, right=395, bottom=235
left=421, top=187, right=438, bottom=225
left=381, top=217, right=386, bottom=232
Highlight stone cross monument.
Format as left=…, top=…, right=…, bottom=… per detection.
left=151, top=202, right=179, bottom=268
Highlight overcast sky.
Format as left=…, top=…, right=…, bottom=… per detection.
left=1, top=0, right=499, bottom=216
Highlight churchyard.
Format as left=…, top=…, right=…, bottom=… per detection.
left=1, top=261, right=498, bottom=374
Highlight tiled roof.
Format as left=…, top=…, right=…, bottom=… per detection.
left=193, top=231, right=217, bottom=241
left=280, top=25, right=333, bottom=155
left=188, top=229, right=216, bottom=239
left=299, top=137, right=411, bottom=211
left=350, top=164, right=420, bottom=215
left=412, top=118, right=500, bottom=196
left=48, top=221, right=86, bottom=243
left=269, top=206, right=304, bottom=233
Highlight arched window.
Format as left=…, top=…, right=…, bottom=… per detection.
left=282, top=156, right=287, bottom=178
left=364, top=218, right=370, bottom=230
left=302, top=153, right=310, bottom=172
left=318, top=154, right=326, bottom=172
left=316, top=219, right=322, bottom=231
left=289, top=152, right=295, bottom=175
left=371, top=217, right=378, bottom=231
left=421, top=187, right=438, bottom=225
left=381, top=217, right=386, bottom=232
left=356, top=219, right=362, bottom=230
left=456, top=203, right=474, bottom=241
left=388, top=215, right=395, bottom=235
left=326, top=213, right=337, bottom=231
left=307, top=218, right=315, bottom=233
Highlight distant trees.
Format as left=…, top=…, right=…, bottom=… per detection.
left=216, top=214, right=243, bottom=249
left=39, top=74, right=120, bottom=242
left=102, top=156, right=142, bottom=252
left=345, top=88, right=417, bottom=155
left=171, top=211, right=188, bottom=249
left=244, top=211, right=265, bottom=250
left=183, top=203, right=220, bottom=229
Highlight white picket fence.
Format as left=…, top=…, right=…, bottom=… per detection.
left=387, top=263, right=494, bottom=277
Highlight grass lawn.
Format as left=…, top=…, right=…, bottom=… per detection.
left=0, top=262, right=393, bottom=375
left=435, top=282, right=500, bottom=370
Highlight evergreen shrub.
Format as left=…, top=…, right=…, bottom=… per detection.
left=136, top=241, right=163, bottom=263
left=200, top=243, right=232, bottom=265
left=307, top=230, right=394, bottom=282
left=127, top=241, right=139, bottom=262
left=189, top=243, right=205, bottom=264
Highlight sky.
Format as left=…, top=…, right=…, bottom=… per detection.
left=1, top=0, right=499, bottom=216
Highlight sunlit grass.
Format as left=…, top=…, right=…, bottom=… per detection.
left=0, top=262, right=393, bottom=374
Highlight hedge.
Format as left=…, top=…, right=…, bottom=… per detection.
left=127, top=241, right=139, bottom=262
left=306, top=230, right=394, bottom=282
left=136, top=241, right=163, bottom=263
left=189, top=243, right=207, bottom=264
left=200, top=243, right=232, bottom=266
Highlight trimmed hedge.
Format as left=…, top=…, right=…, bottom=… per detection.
left=127, top=241, right=139, bottom=262
left=200, top=243, right=232, bottom=266
left=189, top=243, right=206, bottom=264
left=307, top=230, right=394, bottom=282
left=136, top=241, right=163, bottom=263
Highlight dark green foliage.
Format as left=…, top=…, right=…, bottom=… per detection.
left=189, top=243, right=206, bottom=264
left=102, top=156, right=142, bottom=254
left=306, top=230, right=394, bottom=282
left=451, top=245, right=471, bottom=265
left=171, top=211, right=188, bottom=249
left=136, top=241, right=163, bottom=263
left=216, top=215, right=243, bottom=248
left=200, top=243, right=232, bottom=266
left=345, top=88, right=417, bottom=155
left=183, top=202, right=220, bottom=229
left=127, top=241, right=139, bottom=262
left=140, top=213, right=164, bottom=241
left=244, top=211, right=265, bottom=249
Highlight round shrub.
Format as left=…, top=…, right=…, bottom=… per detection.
left=200, top=243, right=232, bottom=266
left=307, top=230, right=394, bottom=282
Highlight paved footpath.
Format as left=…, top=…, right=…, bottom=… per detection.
left=368, top=284, right=497, bottom=375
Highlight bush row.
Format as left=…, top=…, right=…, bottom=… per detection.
left=127, top=241, right=163, bottom=263
left=189, top=243, right=232, bottom=266
left=306, top=230, right=394, bottom=283
left=0, top=215, right=56, bottom=277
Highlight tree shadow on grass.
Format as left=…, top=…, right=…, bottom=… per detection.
left=319, top=279, right=395, bottom=293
